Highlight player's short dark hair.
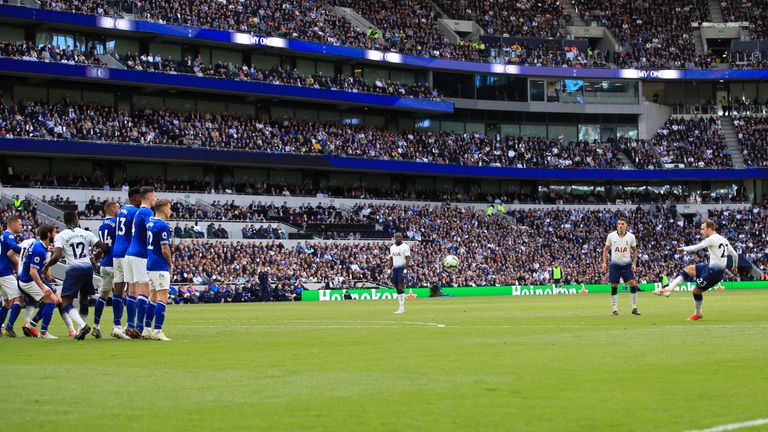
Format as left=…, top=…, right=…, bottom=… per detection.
left=153, top=199, right=171, bottom=213
left=617, top=217, right=628, bottom=224
left=37, top=224, right=55, bottom=241
left=128, top=186, right=142, bottom=198
left=6, top=215, right=20, bottom=225
left=103, top=201, right=119, bottom=213
left=702, top=219, right=717, bottom=230
left=63, top=210, right=78, bottom=226
left=140, top=186, right=155, bottom=198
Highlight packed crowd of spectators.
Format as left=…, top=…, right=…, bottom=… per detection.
left=331, top=0, right=482, bottom=60
left=573, top=0, right=711, bottom=69
left=651, top=117, right=732, bottom=168
left=29, top=0, right=768, bottom=69
left=0, top=41, right=104, bottom=66
left=0, top=99, right=627, bottom=169
left=733, top=115, right=768, bottom=167
left=0, top=200, right=41, bottom=240
left=721, top=0, right=768, bottom=40
left=437, top=0, right=566, bottom=39
left=119, top=53, right=440, bottom=99
left=167, top=203, right=768, bottom=293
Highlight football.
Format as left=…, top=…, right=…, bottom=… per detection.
left=443, top=255, right=460, bottom=269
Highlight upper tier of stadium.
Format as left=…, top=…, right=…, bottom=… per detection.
left=2, top=0, right=765, bottom=70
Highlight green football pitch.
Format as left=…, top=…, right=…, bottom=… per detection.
left=2, top=290, right=767, bottom=432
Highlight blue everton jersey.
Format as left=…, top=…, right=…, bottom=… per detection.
left=126, top=206, right=153, bottom=259
left=146, top=218, right=171, bottom=272
left=18, top=240, right=48, bottom=284
left=0, top=230, right=22, bottom=277
left=113, top=205, right=138, bottom=258
left=98, top=217, right=117, bottom=267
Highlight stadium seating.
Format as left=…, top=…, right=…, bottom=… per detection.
left=651, top=117, right=732, bottom=168
left=733, top=115, right=768, bottom=167
left=29, top=0, right=764, bottom=69
left=0, top=41, right=104, bottom=66
left=435, top=0, right=565, bottom=38
left=0, top=100, right=626, bottom=169
left=721, top=0, right=768, bottom=40
left=118, top=52, right=440, bottom=99
left=572, top=0, right=712, bottom=68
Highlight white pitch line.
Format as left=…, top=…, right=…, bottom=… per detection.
left=686, top=418, right=768, bottom=432
left=176, top=320, right=446, bottom=329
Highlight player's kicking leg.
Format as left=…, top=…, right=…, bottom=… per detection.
left=654, top=265, right=696, bottom=297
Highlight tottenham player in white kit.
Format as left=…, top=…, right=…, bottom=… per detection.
left=390, top=232, right=411, bottom=314
left=43, top=211, right=108, bottom=340
left=602, top=218, right=640, bottom=316
left=654, top=219, right=739, bottom=321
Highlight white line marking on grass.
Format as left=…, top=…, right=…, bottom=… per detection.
left=686, top=418, right=768, bottom=432
left=176, top=320, right=446, bottom=329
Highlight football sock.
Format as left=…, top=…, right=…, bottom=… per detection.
left=611, top=295, right=618, bottom=310
left=31, top=304, right=44, bottom=326
left=112, top=293, right=124, bottom=327
left=64, top=304, right=86, bottom=329
left=94, top=297, right=106, bottom=327
left=41, top=303, right=56, bottom=332
left=667, top=275, right=685, bottom=291
left=136, top=294, right=148, bottom=332
left=24, top=304, right=36, bottom=324
left=693, top=293, right=703, bottom=315
left=153, top=301, right=166, bottom=330
left=6, top=303, right=21, bottom=330
left=0, top=305, right=7, bottom=328
left=397, top=293, right=405, bottom=309
left=126, top=295, right=137, bottom=328
left=630, top=292, right=637, bottom=308
left=58, top=304, right=75, bottom=332
left=144, top=301, right=155, bottom=329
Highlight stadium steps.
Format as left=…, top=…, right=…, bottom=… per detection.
left=707, top=0, right=724, bottom=23
left=98, top=54, right=126, bottom=70
left=4, top=0, right=40, bottom=8
left=559, top=0, right=586, bottom=27
left=692, top=29, right=706, bottom=55
left=333, top=7, right=380, bottom=34
left=2, top=193, right=66, bottom=228
left=616, top=152, right=638, bottom=169
left=719, top=117, right=746, bottom=168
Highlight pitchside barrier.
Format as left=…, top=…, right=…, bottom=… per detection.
left=302, top=281, right=768, bottom=302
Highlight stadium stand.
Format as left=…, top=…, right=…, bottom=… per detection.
left=27, top=0, right=764, bottom=68
left=651, top=117, right=733, bottom=168
left=733, top=115, right=768, bottom=167
left=0, top=99, right=626, bottom=168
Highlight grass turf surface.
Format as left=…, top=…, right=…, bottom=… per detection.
left=2, top=290, right=767, bottom=432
